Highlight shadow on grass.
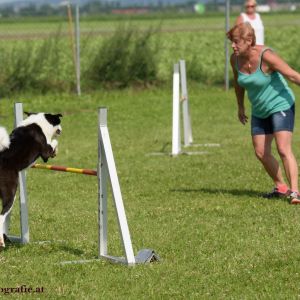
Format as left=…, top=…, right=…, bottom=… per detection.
left=170, top=187, right=291, bottom=203
left=158, top=142, right=169, bottom=152
left=170, top=187, right=263, bottom=198
left=57, top=244, right=85, bottom=256
left=1, top=242, right=23, bottom=252
left=3, top=238, right=84, bottom=257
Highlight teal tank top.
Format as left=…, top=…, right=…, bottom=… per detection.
left=236, top=48, right=295, bottom=118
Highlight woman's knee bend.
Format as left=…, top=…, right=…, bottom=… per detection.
left=276, top=147, right=291, bottom=159
left=254, top=149, right=269, bottom=161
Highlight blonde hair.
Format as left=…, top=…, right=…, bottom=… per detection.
left=226, top=22, right=256, bottom=46
left=245, top=0, right=257, bottom=6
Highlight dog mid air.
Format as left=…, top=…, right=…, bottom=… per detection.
left=0, top=112, right=62, bottom=249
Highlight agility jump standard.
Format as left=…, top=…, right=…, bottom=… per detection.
left=5, top=103, right=158, bottom=266
left=172, top=60, right=220, bottom=156
left=172, top=60, right=193, bottom=156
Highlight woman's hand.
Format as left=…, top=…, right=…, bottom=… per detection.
left=238, top=108, right=248, bottom=125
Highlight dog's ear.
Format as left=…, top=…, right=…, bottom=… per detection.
left=44, top=113, right=62, bottom=126
left=24, top=111, right=37, bottom=116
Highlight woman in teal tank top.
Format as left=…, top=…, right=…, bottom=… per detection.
left=227, top=22, right=300, bottom=205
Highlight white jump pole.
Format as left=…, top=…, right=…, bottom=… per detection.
left=98, top=107, right=136, bottom=265
left=172, top=63, right=181, bottom=156
left=63, top=107, right=159, bottom=265
left=171, top=60, right=220, bottom=154
left=98, top=110, right=108, bottom=257
left=5, top=102, right=29, bottom=244
left=179, top=60, right=193, bottom=147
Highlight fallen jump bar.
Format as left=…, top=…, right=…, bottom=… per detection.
left=32, top=163, right=97, bottom=176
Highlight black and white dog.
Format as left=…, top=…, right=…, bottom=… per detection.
left=0, top=112, right=62, bottom=249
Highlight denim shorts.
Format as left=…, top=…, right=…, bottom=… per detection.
left=251, top=104, right=295, bottom=136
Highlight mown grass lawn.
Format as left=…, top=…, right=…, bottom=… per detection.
left=1, top=82, right=300, bottom=298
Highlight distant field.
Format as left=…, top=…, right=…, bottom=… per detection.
left=0, top=12, right=300, bottom=38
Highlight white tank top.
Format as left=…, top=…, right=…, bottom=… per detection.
left=241, top=12, right=264, bottom=45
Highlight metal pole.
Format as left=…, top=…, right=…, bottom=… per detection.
left=66, top=3, right=78, bottom=95
left=225, top=0, right=230, bottom=91
left=14, top=103, right=29, bottom=244
left=172, top=63, right=181, bottom=156
left=75, top=4, right=81, bottom=96
left=98, top=108, right=108, bottom=258
left=179, top=60, right=193, bottom=146
left=99, top=108, right=136, bottom=265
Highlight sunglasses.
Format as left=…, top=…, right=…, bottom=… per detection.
left=246, top=4, right=256, bottom=7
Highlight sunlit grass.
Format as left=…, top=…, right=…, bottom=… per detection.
left=0, top=83, right=300, bottom=298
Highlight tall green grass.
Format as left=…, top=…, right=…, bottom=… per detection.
left=86, top=25, right=160, bottom=89
left=0, top=13, right=300, bottom=94
left=0, top=30, right=74, bottom=95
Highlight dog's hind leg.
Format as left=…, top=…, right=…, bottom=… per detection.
left=0, top=182, right=18, bottom=249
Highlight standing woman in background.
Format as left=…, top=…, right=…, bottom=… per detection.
left=235, top=0, right=264, bottom=45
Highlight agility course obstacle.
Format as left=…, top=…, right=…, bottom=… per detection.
left=172, top=60, right=220, bottom=156
left=32, top=164, right=97, bottom=176
left=5, top=104, right=159, bottom=266
left=172, top=60, right=193, bottom=156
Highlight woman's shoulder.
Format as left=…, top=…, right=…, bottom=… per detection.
left=261, top=47, right=277, bottom=60
left=255, top=12, right=262, bottom=19
left=235, top=14, right=244, bottom=25
left=255, top=45, right=272, bottom=54
left=260, top=46, right=274, bottom=54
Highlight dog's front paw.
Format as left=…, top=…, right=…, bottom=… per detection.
left=50, top=139, right=58, bottom=157
left=51, top=139, right=58, bottom=149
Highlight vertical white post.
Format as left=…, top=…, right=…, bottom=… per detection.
left=99, top=108, right=136, bottom=265
left=172, top=63, right=181, bottom=156
left=98, top=108, right=108, bottom=257
left=19, top=171, right=29, bottom=244
left=5, top=103, right=29, bottom=244
left=15, top=103, right=29, bottom=244
left=75, top=4, right=81, bottom=96
left=179, top=60, right=193, bottom=147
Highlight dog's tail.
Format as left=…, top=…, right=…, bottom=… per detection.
left=0, top=126, right=10, bottom=152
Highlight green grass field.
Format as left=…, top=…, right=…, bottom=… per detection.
left=0, top=11, right=300, bottom=299
left=1, top=81, right=300, bottom=298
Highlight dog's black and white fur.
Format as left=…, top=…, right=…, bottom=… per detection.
left=0, top=112, right=62, bottom=248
